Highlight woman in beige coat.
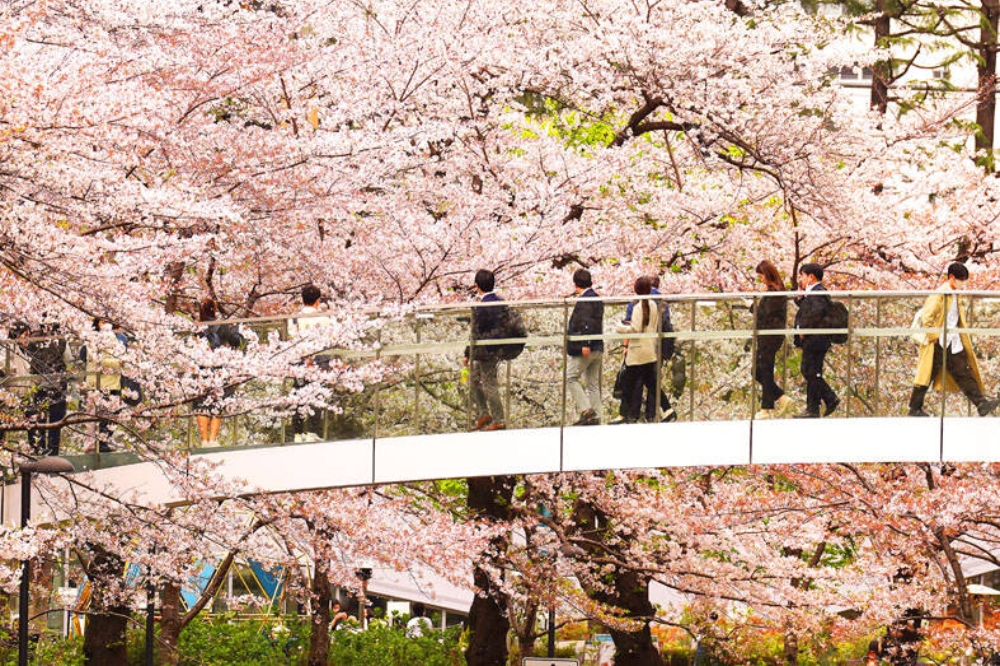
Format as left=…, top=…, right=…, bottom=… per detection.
left=908, top=262, right=1000, bottom=417
left=615, top=276, right=661, bottom=423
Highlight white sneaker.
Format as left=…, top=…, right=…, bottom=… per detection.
left=301, top=432, right=322, bottom=442
left=754, top=409, right=774, bottom=420
left=293, top=433, right=304, bottom=443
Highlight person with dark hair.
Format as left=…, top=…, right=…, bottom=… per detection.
left=288, top=283, right=333, bottom=442
left=566, top=268, right=604, bottom=425
left=464, top=269, right=507, bottom=431
left=792, top=263, right=839, bottom=418
left=405, top=602, right=433, bottom=637
left=752, top=261, right=792, bottom=419
left=194, top=297, right=244, bottom=446
left=615, top=276, right=660, bottom=423
left=908, top=262, right=1000, bottom=417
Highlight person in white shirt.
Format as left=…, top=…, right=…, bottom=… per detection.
left=405, top=602, right=433, bottom=638
left=908, top=262, right=1000, bottom=417
left=289, top=284, right=333, bottom=441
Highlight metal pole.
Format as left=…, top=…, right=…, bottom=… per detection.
left=18, top=470, right=31, bottom=666
left=547, top=606, right=556, bottom=658
left=874, top=298, right=882, bottom=417
left=689, top=301, right=697, bottom=421
left=560, top=301, right=570, bottom=429
left=845, top=295, right=854, bottom=418
left=749, top=296, right=759, bottom=420
left=414, top=315, right=422, bottom=433
left=145, top=579, right=155, bottom=666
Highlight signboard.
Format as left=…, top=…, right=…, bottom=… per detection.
left=522, top=659, right=580, bottom=666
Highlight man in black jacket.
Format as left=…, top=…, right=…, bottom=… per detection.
left=793, top=263, right=839, bottom=418
left=566, top=269, right=604, bottom=425
left=464, top=269, right=507, bottom=431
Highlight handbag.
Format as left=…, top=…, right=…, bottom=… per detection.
left=612, top=359, right=628, bottom=400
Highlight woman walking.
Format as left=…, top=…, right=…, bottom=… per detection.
left=752, top=260, right=793, bottom=418
left=616, top=276, right=661, bottom=423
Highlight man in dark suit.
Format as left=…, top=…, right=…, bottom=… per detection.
left=566, top=268, right=604, bottom=425
left=793, top=263, right=839, bottom=418
left=464, top=269, right=507, bottom=431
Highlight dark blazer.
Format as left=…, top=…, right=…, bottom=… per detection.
left=753, top=291, right=787, bottom=348
left=794, top=283, right=831, bottom=351
left=567, top=288, right=604, bottom=356
left=468, top=292, right=508, bottom=360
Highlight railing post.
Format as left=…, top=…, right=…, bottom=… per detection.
left=845, top=295, right=854, bottom=419
left=939, top=293, right=948, bottom=460
left=560, top=300, right=570, bottom=430
left=466, top=305, right=475, bottom=431
left=414, top=314, right=422, bottom=435
left=688, top=300, right=697, bottom=421
left=749, top=295, right=759, bottom=420
left=874, top=297, right=882, bottom=417
left=654, top=296, right=662, bottom=422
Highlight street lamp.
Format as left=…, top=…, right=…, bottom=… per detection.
left=18, top=456, right=74, bottom=666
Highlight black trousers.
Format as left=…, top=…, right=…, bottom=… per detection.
left=801, top=346, right=836, bottom=414
left=917, top=346, right=984, bottom=406
left=26, top=388, right=66, bottom=456
left=622, top=362, right=657, bottom=423
left=754, top=340, right=784, bottom=410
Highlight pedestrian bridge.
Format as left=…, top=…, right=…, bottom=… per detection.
left=5, top=289, right=1000, bottom=521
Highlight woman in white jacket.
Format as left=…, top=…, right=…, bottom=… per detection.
left=615, top=276, right=660, bottom=423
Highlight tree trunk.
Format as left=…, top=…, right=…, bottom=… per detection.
left=466, top=562, right=512, bottom=666
left=870, top=0, right=892, bottom=114
left=158, top=581, right=183, bottom=666
left=783, top=627, right=799, bottom=665
left=464, top=476, right=515, bottom=666
left=307, top=559, right=332, bottom=666
left=573, top=502, right=664, bottom=666
left=977, top=0, right=1000, bottom=169
left=515, top=601, right=539, bottom=660
left=82, top=546, right=129, bottom=666
left=591, top=568, right=663, bottom=666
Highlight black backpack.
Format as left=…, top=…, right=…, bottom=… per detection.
left=660, top=302, right=676, bottom=360
left=498, top=308, right=527, bottom=361
left=822, top=300, right=849, bottom=344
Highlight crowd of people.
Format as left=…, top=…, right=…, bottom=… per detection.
left=465, top=261, right=1000, bottom=430
left=3, top=260, right=999, bottom=456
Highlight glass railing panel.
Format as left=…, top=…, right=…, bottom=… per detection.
left=374, top=308, right=472, bottom=438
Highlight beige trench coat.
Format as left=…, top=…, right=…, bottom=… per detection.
left=913, top=287, right=984, bottom=392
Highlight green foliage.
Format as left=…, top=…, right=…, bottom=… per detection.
left=327, top=624, right=465, bottom=666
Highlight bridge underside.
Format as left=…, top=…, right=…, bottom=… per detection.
left=6, top=417, right=1000, bottom=526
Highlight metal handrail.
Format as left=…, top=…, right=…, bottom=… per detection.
left=2, top=290, right=998, bottom=470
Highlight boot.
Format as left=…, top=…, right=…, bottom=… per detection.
left=977, top=397, right=1000, bottom=417
left=908, top=386, right=930, bottom=417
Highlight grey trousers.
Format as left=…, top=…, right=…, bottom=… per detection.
left=567, top=351, right=602, bottom=414
left=471, top=358, right=504, bottom=422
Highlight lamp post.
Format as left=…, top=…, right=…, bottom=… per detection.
left=18, top=456, right=74, bottom=666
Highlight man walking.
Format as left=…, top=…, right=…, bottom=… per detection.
left=793, top=263, right=839, bottom=418
left=465, top=269, right=507, bottom=431
left=908, top=262, right=1000, bottom=417
left=566, top=269, right=603, bottom=425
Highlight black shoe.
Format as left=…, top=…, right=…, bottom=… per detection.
left=907, top=409, right=930, bottom=417
left=978, top=397, right=1000, bottom=417
left=574, top=409, right=597, bottom=426
left=793, top=411, right=820, bottom=419
left=823, top=397, right=840, bottom=417
left=661, top=408, right=678, bottom=423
